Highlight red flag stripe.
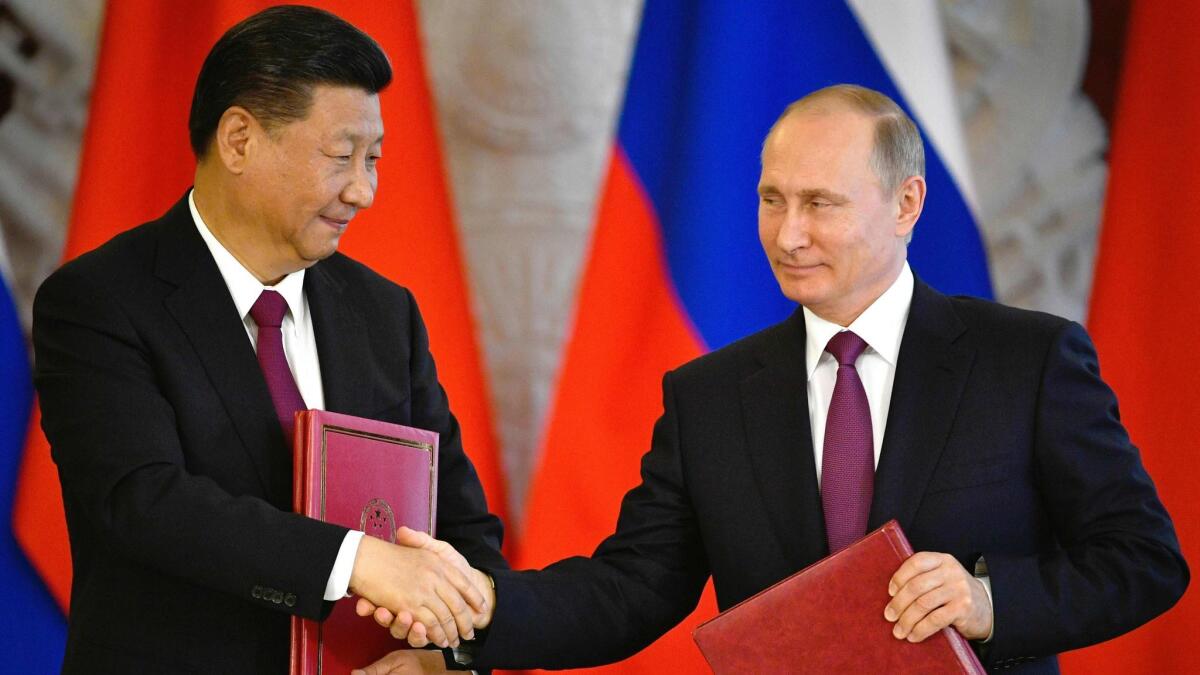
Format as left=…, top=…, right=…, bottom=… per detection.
left=515, top=148, right=718, bottom=674
left=1066, top=3, right=1200, bottom=673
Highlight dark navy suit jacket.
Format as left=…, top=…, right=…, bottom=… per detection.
left=475, top=276, right=1187, bottom=673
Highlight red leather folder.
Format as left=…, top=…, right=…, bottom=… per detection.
left=290, top=410, right=439, bottom=675
left=692, top=521, right=985, bottom=674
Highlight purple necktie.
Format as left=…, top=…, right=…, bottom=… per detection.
left=821, top=330, right=873, bottom=554
left=250, top=290, right=306, bottom=442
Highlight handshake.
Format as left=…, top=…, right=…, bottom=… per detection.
left=349, top=526, right=494, bottom=650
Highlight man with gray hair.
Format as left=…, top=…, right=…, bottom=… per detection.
left=364, top=84, right=1187, bottom=674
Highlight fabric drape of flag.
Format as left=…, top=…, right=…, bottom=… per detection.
left=517, top=1, right=991, bottom=672
left=11, top=0, right=508, bottom=626
left=1065, top=3, right=1199, bottom=673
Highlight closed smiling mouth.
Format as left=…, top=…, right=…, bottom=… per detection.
left=778, top=260, right=823, bottom=272
left=320, top=215, right=351, bottom=229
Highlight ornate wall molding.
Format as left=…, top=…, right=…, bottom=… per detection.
left=942, top=0, right=1105, bottom=321
left=0, top=0, right=101, bottom=334
left=419, top=0, right=643, bottom=515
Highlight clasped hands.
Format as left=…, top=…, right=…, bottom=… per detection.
left=349, top=526, right=494, bottom=650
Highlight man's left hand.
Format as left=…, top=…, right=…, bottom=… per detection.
left=884, top=552, right=992, bottom=642
left=351, top=649, right=448, bottom=675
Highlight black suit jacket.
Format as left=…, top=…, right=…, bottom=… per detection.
left=475, top=277, right=1187, bottom=674
left=33, top=195, right=507, bottom=674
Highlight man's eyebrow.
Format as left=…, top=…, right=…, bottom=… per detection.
left=331, top=129, right=385, bottom=144
left=756, top=185, right=849, bottom=202
left=797, top=188, right=848, bottom=202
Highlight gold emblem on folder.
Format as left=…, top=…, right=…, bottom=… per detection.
left=359, top=498, right=397, bottom=542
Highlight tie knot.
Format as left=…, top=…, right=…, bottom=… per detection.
left=250, top=290, right=289, bottom=329
left=825, top=330, right=868, bottom=366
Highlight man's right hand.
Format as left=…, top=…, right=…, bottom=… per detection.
left=349, top=529, right=488, bottom=648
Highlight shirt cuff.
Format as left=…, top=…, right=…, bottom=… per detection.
left=975, top=574, right=994, bottom=643
left=324, top=530, right=364, bottom=600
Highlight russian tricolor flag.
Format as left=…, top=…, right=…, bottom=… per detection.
left=519, top=2, right=990, bottom=672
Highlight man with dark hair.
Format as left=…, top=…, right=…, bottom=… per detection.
left=34, top=6, right=502, bottom=673
left=363, top=84, right=1187, bottom=674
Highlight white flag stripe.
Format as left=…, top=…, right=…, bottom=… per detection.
left=848, top=0, right=979, bottom=215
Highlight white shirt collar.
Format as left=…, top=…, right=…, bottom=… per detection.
left=188, top=190, right=307, bottom=330
left=803, top=262, right=914, bottom=380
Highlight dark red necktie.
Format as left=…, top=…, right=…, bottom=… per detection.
left=250, top=290, right=306, bottom=442
left=821, top=330, right=873, bottom=554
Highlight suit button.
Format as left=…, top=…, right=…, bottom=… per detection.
left=284, top=594, right=297, bottom=607
left=251, top=585, right=263, bottom=599
left=272, top=591, right=284, bottom=604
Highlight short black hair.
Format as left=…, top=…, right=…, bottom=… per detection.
left=188, top=5, right=392, bottom=158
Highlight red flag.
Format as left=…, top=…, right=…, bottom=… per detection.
left=12, top=0, right=509, bottom=612
left=515, top=149, right=719, bottom=673
left=1065, top=3, right=1200, bottom=672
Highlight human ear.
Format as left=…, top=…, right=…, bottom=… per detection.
left=894, top=175, right=926, bottom=239
left=213, top=106, right=256, bottom=175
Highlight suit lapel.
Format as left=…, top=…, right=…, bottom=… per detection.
left=306, top=260, right=373, bottom=417
left=868, top=279, right=974, bottom=531
left=741, top=310, right=829, bottom=566
left=153, top=197, right=288, bottom=501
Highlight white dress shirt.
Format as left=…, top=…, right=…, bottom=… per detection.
left=802, top=261, right=992, bottom=638
left=189, top=191, right=362, bottom=601
left=804, top=263, right=913, bottom=483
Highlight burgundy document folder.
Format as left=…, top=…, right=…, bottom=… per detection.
left=693, top=521, right=985, bottom=674
left=290, top=410, right=439, bottom=675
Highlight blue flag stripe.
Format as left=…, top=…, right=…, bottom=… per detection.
left=0, top=274, right=66, bottom=671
